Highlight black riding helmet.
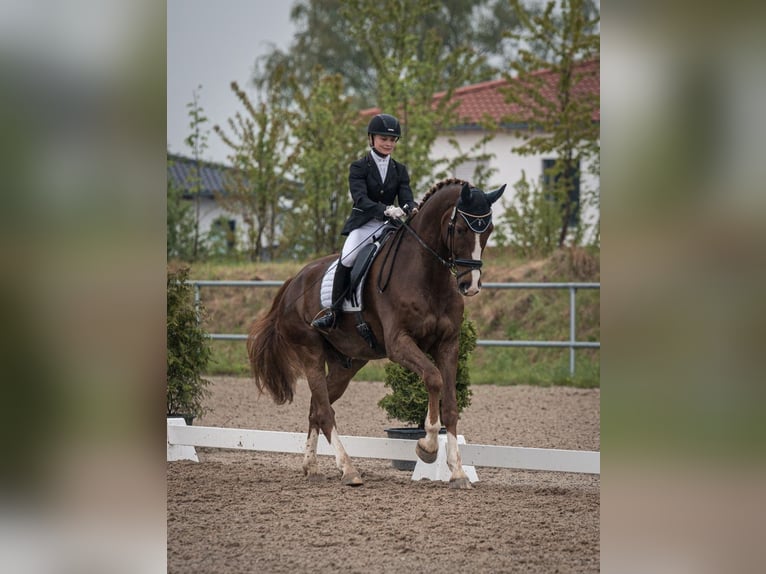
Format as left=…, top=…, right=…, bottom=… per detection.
left=367, top=113, right=401, bottom=140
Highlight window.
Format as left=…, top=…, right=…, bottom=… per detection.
left=542, top=158, right=580, bottom=226
left=209, top=217, right=236, bottom=254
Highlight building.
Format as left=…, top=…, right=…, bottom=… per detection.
left=167, top=152, right=242, bottom=250
left=365, top=59, right=600, bottom=243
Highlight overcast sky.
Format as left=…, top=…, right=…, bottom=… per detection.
left=167, top=0, right=297, bottom=164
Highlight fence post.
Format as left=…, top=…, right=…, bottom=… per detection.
left=194, top=283, right=201, bottom=323
left=569, top=286, right=576, bottom=376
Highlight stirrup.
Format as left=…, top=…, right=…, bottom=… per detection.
left=311, top=309, right=336, bottom=330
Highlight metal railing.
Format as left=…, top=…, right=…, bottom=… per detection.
left=190, top=280, right=600, bottom=376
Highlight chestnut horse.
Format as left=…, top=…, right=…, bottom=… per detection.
left=247, top=178, right=505, bottom=489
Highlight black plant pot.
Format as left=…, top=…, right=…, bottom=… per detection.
left=168, top=413, right=195, bottom=426
left=384, top=427, right=446, bottom=471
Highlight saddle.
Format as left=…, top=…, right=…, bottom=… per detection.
left=319, top=226, right=396, bottom=347
left=320, top=226, right=396, bottom=312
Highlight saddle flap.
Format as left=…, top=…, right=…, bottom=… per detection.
left=349, top=243, right=378, bottom=293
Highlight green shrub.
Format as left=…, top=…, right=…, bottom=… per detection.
left=167, top=266, right=212, bottom=419
left=378, top=315, right=477, bottom=428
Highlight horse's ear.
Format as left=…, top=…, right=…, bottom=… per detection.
left=485, top=184, right=507, bottom=205
left=460, top=182, right=472, bottom=203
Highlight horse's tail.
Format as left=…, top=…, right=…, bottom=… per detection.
left=247, top=277, right=301, bottom=405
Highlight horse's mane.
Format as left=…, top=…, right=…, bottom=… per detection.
left=417, top=178, right=470, bottom=209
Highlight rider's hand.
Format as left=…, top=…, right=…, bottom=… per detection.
left=384, top=205, right=405, bottom=219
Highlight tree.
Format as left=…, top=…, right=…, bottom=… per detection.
left=254, top=0, right=525, bottom=110
left=339, top=0, right=488, bottom=192
left=286, top=69, right=363, bottom=258
left=496, top=171, right=563, bottom=257
left=184, top=85, right=210, bottom=260
left=503, top=0, right=600, bottom=248
left=166, top=157, right=197, bottom=261
left=213, top=78, right=294, bottom=262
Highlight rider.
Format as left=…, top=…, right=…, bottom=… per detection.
left=311, top=113, right=419, bottom=330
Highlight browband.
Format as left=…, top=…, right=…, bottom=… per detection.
left=458, top=209, right=492, bottom=233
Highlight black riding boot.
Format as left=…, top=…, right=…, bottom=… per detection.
left=311, top=262, right=352, bottom=330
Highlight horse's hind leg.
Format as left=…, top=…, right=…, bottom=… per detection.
left=303, top=355, right=366, bottom=486
left=302, top=420, right=322, bottom=481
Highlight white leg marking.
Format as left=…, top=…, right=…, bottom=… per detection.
left=446, top=432, right=468, bottom=480
left=302, top=428, right=319, bottom=475
left=330, top=428, right=351, bottom=473
left=467, top=233, right=482, bottom=295
left=330, top=427, right=363, bottom=485
left=421, top=407, right=441, bottom=454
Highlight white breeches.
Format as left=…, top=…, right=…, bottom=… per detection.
left=340, top=220, right=387, bottom=268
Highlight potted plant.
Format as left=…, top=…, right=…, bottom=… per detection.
left=379, top=314, right=477, bottom=469
left=167, top=265, right=212, bottom=425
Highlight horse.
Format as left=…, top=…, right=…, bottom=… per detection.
left=247, top=178, right=505, bottom=489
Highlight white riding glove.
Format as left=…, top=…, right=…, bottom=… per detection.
left=384, top=205, right=405, bottom=219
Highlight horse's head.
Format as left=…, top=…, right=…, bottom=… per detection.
left=445, top=181, right=506, bottom=296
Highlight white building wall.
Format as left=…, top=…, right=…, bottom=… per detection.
left=194, top=197, right=279, bottom=254
left=430, top=129, right=600, bottom=244
left=194, top=197, right=239, bottom=234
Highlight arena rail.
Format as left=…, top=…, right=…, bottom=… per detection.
left=188, top=280, right=600, bottom=376
left=167, top=421, right=600, bottom=475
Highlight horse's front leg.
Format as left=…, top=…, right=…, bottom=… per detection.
left=435, top=339, right=472, bottom=490
left=387, top=333, right=444, bottom=465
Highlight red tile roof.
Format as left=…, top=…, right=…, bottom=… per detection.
left=361, top=59, right=599, bottom=128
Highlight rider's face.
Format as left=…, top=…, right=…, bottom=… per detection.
left=372, top=134, right=398, bottom=156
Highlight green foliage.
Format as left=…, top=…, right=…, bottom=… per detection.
left=184, top=86, right=210, bottom=261
left=253, top=0, right=509, bottom=196
left=378, top=315, right=477, bottom=428
left=205, top=216, right=237, bottom=259
left=504, top=0, right=600, bottom=247
left=213, top=76, right=294, bottom=262
left=255, top=0, right=523, bottom=109
left=339, top=0, right=487, bottom=191
left=167, top=266, right=212, bottom=418
left=285, top=69, right=363, bottom=257
left=498, top=171, right=564, bottom=257
left=189, top=257, right=599, bottom=389
left=166, top=159, right=199, bottom=261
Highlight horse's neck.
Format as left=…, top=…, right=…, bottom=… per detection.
left=410, top=200, right=453, bottom=259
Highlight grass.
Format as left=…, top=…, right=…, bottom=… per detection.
left=185, top=246, right=600, bottom=388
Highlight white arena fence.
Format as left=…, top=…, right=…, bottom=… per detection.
left=167, top=420, right=600, bottom=476
left=188, top=280, right=600, bottom=376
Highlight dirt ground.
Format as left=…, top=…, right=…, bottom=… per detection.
left=167, top=377, right=600, bottom=573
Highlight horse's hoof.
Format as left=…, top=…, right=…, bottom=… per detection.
left=303, top=463, right=320, bottom=476
left=341, top=473, right=364, bottom=487
left=416, top=443, right=438, bottom=464
left=449, top=477, right=473, bottom=490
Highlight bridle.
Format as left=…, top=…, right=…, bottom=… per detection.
left=376, top=198, right=493, bottom=292
left=401, top=203, right=491, bottom=281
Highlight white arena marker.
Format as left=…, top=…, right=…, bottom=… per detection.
left=166, top=425, right=599, bottom=474
left=411, top=434, right=479, bottom=483
left=167, top=418, right=198, bottom=462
